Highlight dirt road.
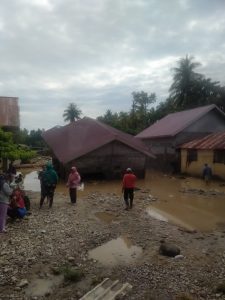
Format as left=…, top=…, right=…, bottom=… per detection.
left=0, top=189, right=225, bottom=300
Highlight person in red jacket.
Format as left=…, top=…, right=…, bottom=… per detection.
left=122, top=168, right=137, bottom=210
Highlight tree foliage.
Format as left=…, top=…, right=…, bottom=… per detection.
left=98, top=91, right=156, bottom=134
left=0, top=128, right=36, bottom=162
left=169, top=55, right=225, bottom=110
left=63, top=103, right=82, bottom=123
left=98, top=55, right=225, bottom=134
left=12, top=128, right=46, bottom=148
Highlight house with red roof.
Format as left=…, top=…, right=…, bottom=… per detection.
left=136, top=104, right=225, bottom=172
left=179, top=131, right=225, bottom=179
left=42, top=117, right=155, bottom=179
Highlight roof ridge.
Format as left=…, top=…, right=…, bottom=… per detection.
left=172, top=104, right=218, bottom=136
left=167, top=104, right=215, bottom=117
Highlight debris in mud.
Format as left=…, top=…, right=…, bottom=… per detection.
left=180, top=188, right=225, bottom=196
left=159, top=240, right=181, bottom=257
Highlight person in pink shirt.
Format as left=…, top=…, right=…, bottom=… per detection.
left=122, top=168, right=137, bottom=210
left=66, top=166, right=81, bottom=204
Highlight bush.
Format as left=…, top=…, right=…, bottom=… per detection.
left=53, top=265, right=84, bottom=282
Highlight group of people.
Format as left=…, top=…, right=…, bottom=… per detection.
left=0, top=161, right=136, bottom=233
left=38, top=162, right=137, bottom=211
left=38, top=163, right=81, bottom=208
left=0, top=172, right=29, bottom=234
left=1, top=157, right=213, bottom=234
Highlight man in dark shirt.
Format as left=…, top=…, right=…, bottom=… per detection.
left=202, top=163, right=212, bottom=185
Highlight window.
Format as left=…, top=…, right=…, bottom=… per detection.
left=186, top=149, right=197, bottom=166
left=213, top=150, right=225, bottom=164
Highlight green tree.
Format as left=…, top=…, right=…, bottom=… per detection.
left=169, top=55, right=203, bottom=110
left=0, top=128, right=36, bottom=167
left=63, top=103, right=82, bottom=123
left=97, top=109, right=118, bottom=126
left=131, top=91, right=156, bottom=132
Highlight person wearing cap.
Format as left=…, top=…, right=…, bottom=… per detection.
left=39, top=162, right=58, bottom=209
left=122, top=168, right=137, bottom=210
left=66, top=166, right=81, bottom=204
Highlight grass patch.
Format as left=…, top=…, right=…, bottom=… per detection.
left=52, top=265, right=84, bottom=282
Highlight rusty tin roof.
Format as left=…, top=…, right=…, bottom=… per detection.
left=42, top=117, right=155, bottom=164
left=0, top=97, right=20, bottom=127
left=136, top=104, right=224, bottom=139
left=180, top=131, right=225, bottom=150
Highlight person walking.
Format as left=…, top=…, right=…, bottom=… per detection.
left=39, top=162, right=58, bottom=209
left=122, top=168, right=137, bottom=210
left=202, top=163, right=212, bottom=185
left=0, top=174, right=13, bottom=233
left=66, top=166, right=81, bottom=204
left=38, top=165, right=47, bottom=203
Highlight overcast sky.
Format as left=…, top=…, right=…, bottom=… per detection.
left=0, top=0, right=225, bottom=130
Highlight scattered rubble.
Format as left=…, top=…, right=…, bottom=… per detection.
left=0, top=189, right=225, bottom=299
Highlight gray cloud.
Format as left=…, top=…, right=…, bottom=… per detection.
left=0, top=0, right=224, bottom=130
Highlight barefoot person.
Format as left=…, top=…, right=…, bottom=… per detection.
left=122, top=168, right=137, bottom=210
left=66, top=166, right=81, bottom=204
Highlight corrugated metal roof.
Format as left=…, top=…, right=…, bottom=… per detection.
left=179, top=131, right=225, bottom=149
left=136, top=104, right=223, bottom=139
left=42, top=117, right=155, bottom=164
left=0, top=97, right=20, bottom=127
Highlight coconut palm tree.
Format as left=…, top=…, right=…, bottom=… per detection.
left=63, top=103, right=82, bottom=123
left=169, top=55, right=203, bottom=110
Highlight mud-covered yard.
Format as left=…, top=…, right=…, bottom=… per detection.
left=0, top=188, right=225, bottom=300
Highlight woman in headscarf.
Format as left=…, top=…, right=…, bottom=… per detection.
left=39, top=162, right=58, bottom=209
left=0, top=174, right=13, bottom=233
left=66, top=167, right=81, bottom=204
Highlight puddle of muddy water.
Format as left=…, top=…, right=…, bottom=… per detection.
left=23, top=169, right=41, bottom=192
left=26, top=275, right=63, bottom=297
left=95, top=212, right=117, bottom=224
left=146, top=207, right=196, bottom=231
left=21, top=169, right=225, bottom=231
left=88, top=237, right=142, bottom=266
left=146, top=207, right=168, bottom=222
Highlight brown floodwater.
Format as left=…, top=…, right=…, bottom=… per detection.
left=21, top=168, right=225, bottom=232
left=88, top=236, right=143, bottom=266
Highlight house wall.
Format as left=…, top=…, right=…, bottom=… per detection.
left=181, top=149, right=225, bottom=179
left=0, top=97, right=20, bottom=128
left=59, top=141, right=147, bottom=180
left=140, top=109, right=225, bottom=172
left=184, top=110, right=225, bottom=133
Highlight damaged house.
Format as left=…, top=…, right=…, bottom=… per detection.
left=42, top=117, right=155, bottom=179
left=179, top=131, right=225, bottom=180
left=136, top=104, right=225, bottom=172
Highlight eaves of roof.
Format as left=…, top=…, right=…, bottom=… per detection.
left=42, top=117, right=155, bottom=164
left=171, top=104, right=224, bottom=136
left=62, top=137, right=155, bottom=164
left=179, top=131, right=225, bottom=150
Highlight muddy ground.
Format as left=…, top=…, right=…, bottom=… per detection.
left=0, top=188, right=225, bottom=300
